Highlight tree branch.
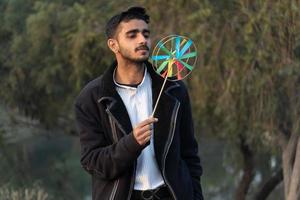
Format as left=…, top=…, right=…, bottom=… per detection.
left=235, top=135, right=254, bottom=200
left=287, top=136, right=300, bottom=200
left=255, top=168, right=283, bottom=200
left=282, top=132, right=299, bottom=198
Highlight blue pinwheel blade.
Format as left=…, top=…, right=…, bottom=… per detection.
left=152, top=55, right=170, bottom=61
left=178, top=39, right=193, bottom=58
left=175, top=36, right=181, bottom=58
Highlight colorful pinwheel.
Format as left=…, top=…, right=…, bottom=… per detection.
left=151, top=35, right=197, bottom=81
left=150, top=35, right=198, bottom=116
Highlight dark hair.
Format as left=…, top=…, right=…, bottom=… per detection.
left=105, top=6, right=150, bottom=39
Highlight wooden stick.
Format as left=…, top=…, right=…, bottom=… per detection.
left=151, top=72, right=169, bottom=117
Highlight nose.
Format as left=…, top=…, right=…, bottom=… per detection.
left=138, top=33, right=147, bottom=44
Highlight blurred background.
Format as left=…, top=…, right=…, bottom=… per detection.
left=1, top=0, right=300, bottom=200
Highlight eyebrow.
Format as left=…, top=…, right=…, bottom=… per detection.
left=125, top=29, right=150, bottom=35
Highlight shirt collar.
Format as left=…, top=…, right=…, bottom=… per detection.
left=113, top=64, right=147, bottom=90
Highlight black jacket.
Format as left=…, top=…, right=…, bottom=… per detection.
left=75, top=61, right=204, bottom=200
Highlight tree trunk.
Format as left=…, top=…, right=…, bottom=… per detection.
left=235, top=136, right=254, bottom=200
left=255, top=168, right=283, bottom=200
left=282, top=132, right=300, bottom=200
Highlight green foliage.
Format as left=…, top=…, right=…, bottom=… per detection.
left=0, top=0, right=155, bottom=127
left=0, top=185, right=49, bottom=200
left=184, top=0, right=300, bottom=151
left=1, top=0, right=299, bottom=199
left=0, top=1, right=109, bottom=126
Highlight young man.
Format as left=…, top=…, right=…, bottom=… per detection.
left=75, top=7, right=204, bottom=200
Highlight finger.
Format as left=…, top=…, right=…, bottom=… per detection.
left=138, top=124, right=152, bottom=134
left=142, top=130, right=152, bottom=138
left=136, top=130, right=151, bottom=141
left=133, top=125, right=151, bottom=137
left=137, top=117, right=158, bottom=128
left=135, top=131, right=151, bottom=145
left=142, top=135, right=151, bottom=144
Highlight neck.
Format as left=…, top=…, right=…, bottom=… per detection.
left=115, top=59, right=145, bottom=85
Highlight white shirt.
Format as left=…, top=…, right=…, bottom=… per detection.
left=114, top=66, right=165, bottom=190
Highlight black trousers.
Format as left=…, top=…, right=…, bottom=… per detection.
left=130, top=185, right=173, bottom=200
left=131, top=196, right=173, bottom=200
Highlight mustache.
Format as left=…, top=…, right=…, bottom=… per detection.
left=135, top=45, right=149, bottom=51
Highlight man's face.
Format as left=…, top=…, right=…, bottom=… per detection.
left=114, top=19, right=151, bottom=62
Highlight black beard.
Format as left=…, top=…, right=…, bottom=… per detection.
left=119, top=49, right=149, bottom=63
left=128, top=56, right=148, bottom=63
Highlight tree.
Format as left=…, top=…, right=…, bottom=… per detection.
left=1, top=0, right=299, bottom=199
left=0, top=0, right=114, bottom=127
left=186, top=0, right=300, bottom=199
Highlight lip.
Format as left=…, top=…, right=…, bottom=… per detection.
left=135, top=46, right=149, bottom=52
left=136, top=49, right=149, bottom=54
left=137, top=49, right=149, bottom=52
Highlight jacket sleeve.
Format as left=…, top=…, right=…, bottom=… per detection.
left=75, top=94, right=143, bottom=181
left=180, top=85, right=204, bottom=200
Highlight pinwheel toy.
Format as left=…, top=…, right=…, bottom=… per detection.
left=150, top=35, right=197, bottom=116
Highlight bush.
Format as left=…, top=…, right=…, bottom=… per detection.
left=0, top=186, right=49, bottom=200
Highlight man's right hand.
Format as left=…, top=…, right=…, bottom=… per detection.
left=133, top=117, right=158, bottom=146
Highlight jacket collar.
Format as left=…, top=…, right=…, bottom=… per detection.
left=97, top=60, right=180, bottom=138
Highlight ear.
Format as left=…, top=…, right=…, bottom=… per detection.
left=107, top=39, right=119, bottom=54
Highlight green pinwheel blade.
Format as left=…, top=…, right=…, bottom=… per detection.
left=178, top=51, right=197, bottom=60
left=178, top=59, right=193, bottom=71
left=156, top=60, right=169, bottom=74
